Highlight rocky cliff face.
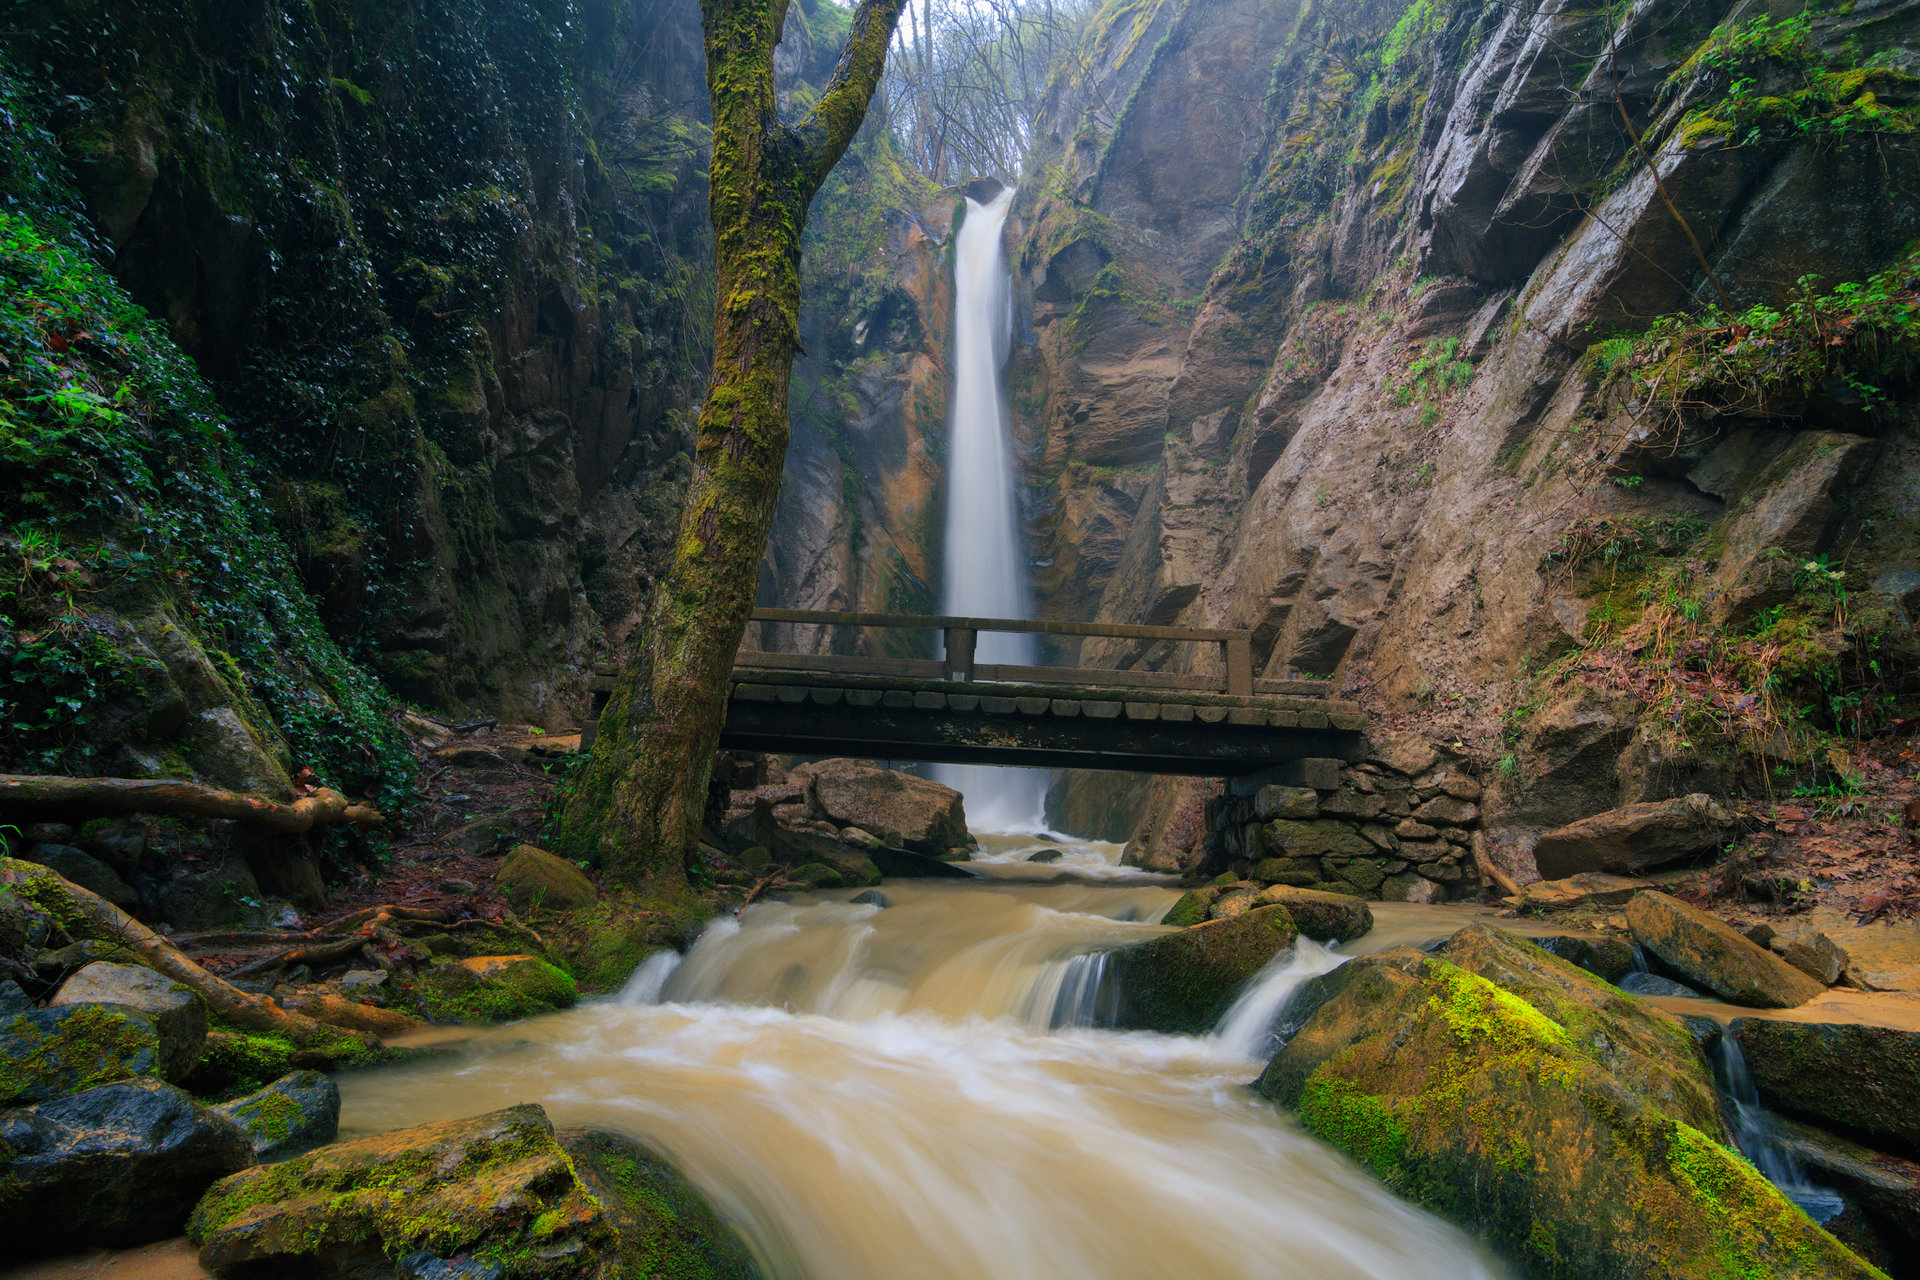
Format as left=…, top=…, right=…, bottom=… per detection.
left=1000, top=0, right=1920, bottom=865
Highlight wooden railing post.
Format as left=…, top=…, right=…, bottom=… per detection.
left=1224, top=633, right=1253, bottom=696
left=944, top=627, right=977, bottom=681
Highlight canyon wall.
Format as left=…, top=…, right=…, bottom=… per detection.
left=1003, top=0, right=1920, bottom=866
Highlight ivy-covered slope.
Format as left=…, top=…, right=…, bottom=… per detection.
left=3, top=0, right=715, bottom=726
left=0, top=67, right=412, bottom=817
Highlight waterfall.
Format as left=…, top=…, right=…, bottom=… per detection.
left=1711, top=1036, right=1845, bottom=1223
left=1212, top=940, right=1349, bottom=1060
left=935, top=185, right=1048, bottom=831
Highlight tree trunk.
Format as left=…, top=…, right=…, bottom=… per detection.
left=556, top=0, right=909, bottom=883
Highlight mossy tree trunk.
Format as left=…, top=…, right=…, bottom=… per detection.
left=558, top=0, right=909, bottom=883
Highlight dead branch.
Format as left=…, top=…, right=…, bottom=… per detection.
left=1, top=857, right=383, bottom=1051
left=0, top=774, right=384, bottom=832
left=1472, top=831, right=1524, bottom=899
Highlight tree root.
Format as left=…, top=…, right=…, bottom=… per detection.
left=221, top=906, right=452, bottom=980
left=0, top=774, right=384, bottom=832
left=2, top=857, right=383, bottom=1051
left=1471, top=831, right=1523, bottom=899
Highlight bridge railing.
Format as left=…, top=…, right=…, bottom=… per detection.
left=739, top=608, right=1256, bottom=697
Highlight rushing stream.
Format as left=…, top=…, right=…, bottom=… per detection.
left=342, top=839, right=1511, bottom=1280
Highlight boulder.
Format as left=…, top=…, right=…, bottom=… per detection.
left=1260, top=819, right=1374, bottom=862
left=1207, top=887, right=1261, bottom=921
left=1255, top=927, right=1875, bottom=1279
left=1026, top=846, right=1064, bottom=864
left=1110, top=905, right=1298, bottom=1034
left=416, top=955, right=578, bottom=1024
left=51, top=961, right=206, bottom=1081
left=1366, top=731, right=1441, bottom=778
left=1774, top=930, right=1849, bottom=987
left=1533, top=795, right=1739, bottom=879
left=790, top=759, right=970, bottom=853
left=214, top=1070, right=341, bottom=1161
left=0, top=1078, right=254, bottom=1256
left=1, top=1003, right=162, bottom=1104
left=1531, top=934, right=1639, bottom=983
left=1254, top=885, right=1372, bottom=943
left=1161, top=886, right=1217, bottom=928
left=1253, top=785, right=1319, bottom=820
left=26, top=844, right=139, bottom=911
left=1732, top=1019, right=1920, bottom=1156
left=495, top=844, right=599, bottom=913
left=1379, top=873, right=1444, bottom=904
left=0, top=980, right=31, bottom=1014
left=1626, top=892, right=1825, bottom=1008
left=188, top=1104, right=758, bottom=1279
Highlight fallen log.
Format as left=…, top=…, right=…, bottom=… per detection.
left=1, top=857, right=382, bottom=1053
left=0, top=774, right=384, bottom=832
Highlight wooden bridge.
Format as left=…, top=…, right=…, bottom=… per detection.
left=664, top=609, right=1366, bottom=777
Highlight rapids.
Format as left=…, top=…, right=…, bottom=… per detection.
left=342, top=840, right=1513, bottom=1280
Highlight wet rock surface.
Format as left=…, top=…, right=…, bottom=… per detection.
left=0, top=1003, right=163, bottom=1105
left=0, top=1078, right=255, bottom=1256
left=416, top=955, right=579, bottom=1025
left=1532, top=796, right=1739, bottom=880
left=214, top=1070, right=341, bottom=1162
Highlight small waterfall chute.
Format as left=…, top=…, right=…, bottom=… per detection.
left=1712, top=1035, right=1845, bottom=1223
left=1212, top=940, right=1350, bottom=1061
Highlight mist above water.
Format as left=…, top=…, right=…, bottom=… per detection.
left=935, top=186, right=1048, bottom=831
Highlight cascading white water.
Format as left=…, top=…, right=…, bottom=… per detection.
left=935, top=185, right=1049, bottom=831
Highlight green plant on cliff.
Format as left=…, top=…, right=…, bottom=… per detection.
left=0, top=66, right=413, bottom=825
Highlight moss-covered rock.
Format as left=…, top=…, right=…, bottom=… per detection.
left=1256, top=926, right=1879, bottom=1279
left=0, top=1004, right=161, bottom=1104
left=213, top=1070, right=340, bottom=1162
left=188, top=1104, right=760, bottom=1279
left=1110, top=904, right=1298, bottom=1034
left=1626, top=891, right=1825, bottom=1008
left=417, top=955, right=578, bottom=1025
left=1732, top=1019, right=1920, bottom=1156
left=50, top=960, right=207, bottom=1081
left=179, top=1029, right=300, bottom=1099
left=496, top=845, right=600, bottom=914
left=1161, top=886, right=1218, bottom=927
left=1253, top=885, right=1373, bottom=943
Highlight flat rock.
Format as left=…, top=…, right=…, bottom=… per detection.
left=1533, top=795, right=1738, bottom=879
left=1, top=1003, right=162, bottom=1104
left=1256, top=926, right=1875, bottom=1279
left=1732, top=1019, right=1920, bottom=1155
left=417, top=954, right=578, bottom=1025
left=495, top=844, right=598, bottom=912
left=188, top=1104, right=758, bottom=1279
left=214, top=1070, right=341, bottom=1161
left=1510, top=872, right=1645, bottom=911
left=1255, top=886, right=1372, bottom=943
left=1627, top=891, right=1825, bottom=1008
left=0, top=1078, right=254, bottom=1256
left=52, top=961, right=206, bottom=1081
left=1109, top=905, right=1297, bottom=1034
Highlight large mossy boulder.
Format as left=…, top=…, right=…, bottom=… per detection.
left=416, top=954, right=578, bottom=1024
left=0, top=1003, right=162, bottom=1104
left=495, top=844, right=599, bottom=913
left=1255, top=926, right=1878, bottom=1279
left=0, top=1077, right=255, bottom=1257
left=188, top=1103, right=760, bottom=1279
left=51, top=960, right=207, bottom=1081
left=1254, top=885, right=1372, bottom=943
left=1110, top=905, right=1297, bottom=1034
left=1732, top=1019, right=1920, bottom=1155
left=1626, top=891, right=1825, bottom=1008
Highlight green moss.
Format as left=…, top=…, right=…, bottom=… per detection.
left=1297, top=1075, right=1409, bottom=1177
left=417, top=957, right=579, bottom=1025
left=0, top=1004, right=158, bottom=1103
